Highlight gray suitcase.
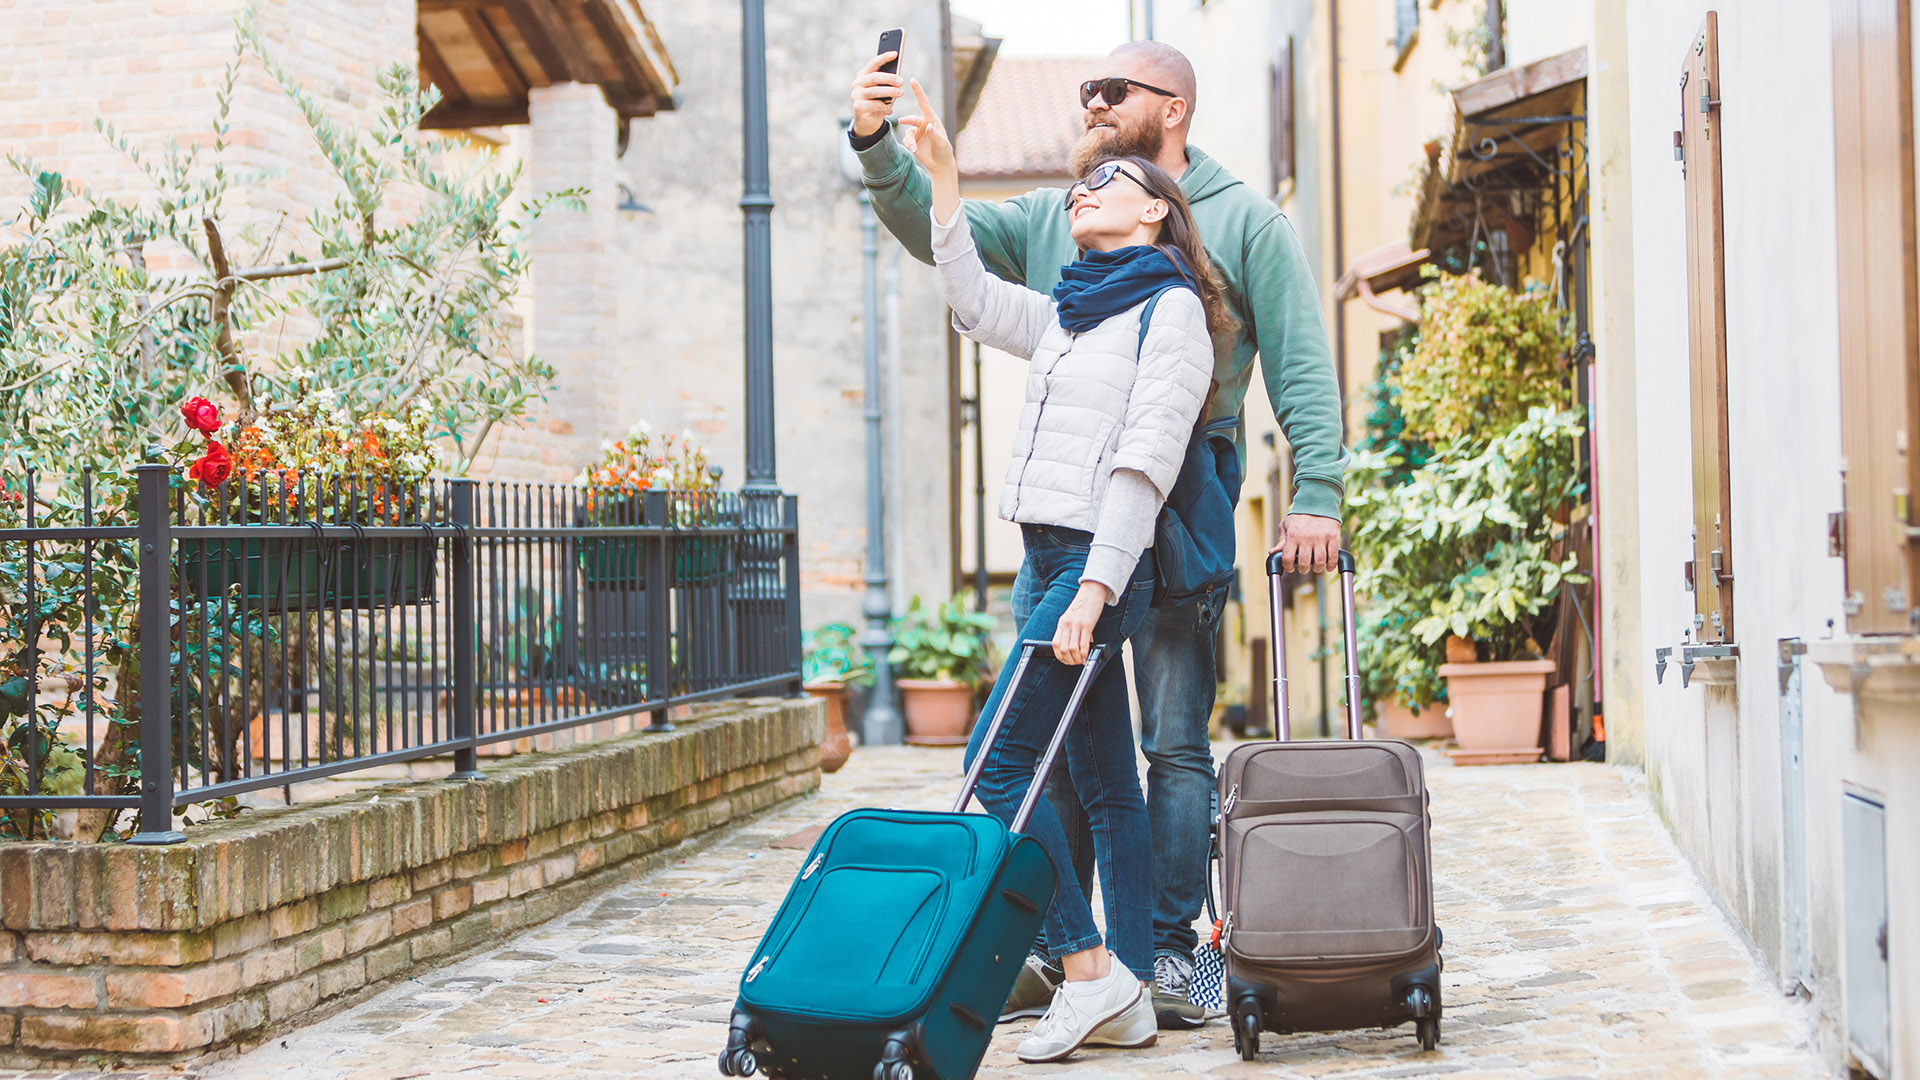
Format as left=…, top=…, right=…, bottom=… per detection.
left=1216, top=550, right=1443, bottom=1057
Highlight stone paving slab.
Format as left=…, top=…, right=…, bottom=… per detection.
left=8, top=743, right=1830, bottom=1079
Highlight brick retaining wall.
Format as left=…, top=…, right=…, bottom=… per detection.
left=0, top=697, right=824, bottom=1066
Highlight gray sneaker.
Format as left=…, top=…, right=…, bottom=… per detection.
left=999, top=955, right=1063, bottom=1022
left=1152, top=953, right=1207, bottom=1029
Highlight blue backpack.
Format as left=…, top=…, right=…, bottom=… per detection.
left=1138, top=288, right=1243, bottom=608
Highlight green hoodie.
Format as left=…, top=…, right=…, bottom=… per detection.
left=857, top=129, right=1348, bottom=520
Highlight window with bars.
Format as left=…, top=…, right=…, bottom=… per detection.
left=1270, top=37, right=1295, bottom=197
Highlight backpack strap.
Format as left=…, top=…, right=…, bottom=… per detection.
left=1136, top=285, right=1180, bottom=354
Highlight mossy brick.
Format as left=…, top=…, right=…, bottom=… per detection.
left=527, top=827, right=561, bottom=861
left=0, top=846, right=31, bottom=929
left=432, top=886, right=472, bottom=921
left=366, top=876, right=409, bottom=910
left=22, top=1011, right=210, bottom=1054
left=1, top=1012, right=14, bottom=1048
left=364, top=940, right=410, bottom=983
left=576, top=842, right=605, bottom=875
left=409, top=926, right=454, bottom=964
left=269, top=899, right=319, bottom=940
left=507, top=864, right=541, bottom=898
left=452, top=851, right=491, bottom=880
left=316, top=925, right=347, bottom=963
left=318, top=883, right=369, bottom=926
left=239, top=941, right=298, bottom=987
left=315, top=955, right=367, bottom=1001
left=203, top=991, right=268, bottom=1046
left=293, top=933, right=328, bottom=974
left=29, top=847, right=76, bottom=928
left=589, top=810, right=620, bottom=840
left=538, top=853, right=577, bottom=888
left=410, top=861, right=453, bottom=893
left=0, top=971, right=99, bottom=1009
left=446, top=909, right=492, bottom=952
left=213, top=914, right=270, bottom=960
left=0, top=930, right=13, bottom=963
left=68, top=845, right=108, bottom=928
left=497, top=838, right=528, bottom=866
left=390, top=897, right=433, bottom=935
left=104, top=959, right=241, bottom=1008
left=265, top=973, right=319, bottom=1022
left=558, top=818, right=590, bottom=849
left=27, top=930, right=213, bottom=967
left=471, top=874, right=511, bottom=906
left=488, top=898, right=527, bottom=933
left=342, top=909, right=392, bottom=956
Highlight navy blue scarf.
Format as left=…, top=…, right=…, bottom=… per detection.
left=1051, top=245, right=1196, bottom=333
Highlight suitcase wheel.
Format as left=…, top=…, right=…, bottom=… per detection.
left=718, top=1008, right=760, bottom=1076
left=1405, top=985, right=1440, bottom=1052
left=1231, top=1000, right=1261, bottom=1061
left=1417, top=1018, right=1440, bottom=1052
left=872, top=1031, right=914, bottom=1080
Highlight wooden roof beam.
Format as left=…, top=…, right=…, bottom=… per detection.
left=503, top=0, right=592, bottom=85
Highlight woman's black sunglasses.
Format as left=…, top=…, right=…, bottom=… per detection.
left=1066, top=162, right=1154, bottom=208
left=1079, top=76, right=1177, bottom=108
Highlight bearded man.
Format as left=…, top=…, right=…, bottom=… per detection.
left=846, top=40, right=1348, bottom=1030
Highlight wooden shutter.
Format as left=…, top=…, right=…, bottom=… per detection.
left=1394, top=0, right=1419, bottom=68
left=1833, top=0, right=1920, bottom=634
left=1270, top=37, right=1295, bottom=194
left=1679, top=13, right=1735, bottom=643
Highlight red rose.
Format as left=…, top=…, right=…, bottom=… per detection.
left=188, top=441, right=234, bottom=486
left=180, top=396, right=221, bottom=436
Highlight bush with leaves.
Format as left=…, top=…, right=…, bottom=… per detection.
left=0, top=17, right=569, bottom=840
left=889, top=595, right=1000, bottom=686
left=1395, top=270, right=1571, bottom=447
left=1347, top=407, right=1588, bottom=711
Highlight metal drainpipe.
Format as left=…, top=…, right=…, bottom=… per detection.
left=1323, top=0, right=1348, bottom=733
left=857, top=190, right=903, bottom=746
left=973, top=341, right=989, bottom=612
left=740, top=0, right=777, bottom=490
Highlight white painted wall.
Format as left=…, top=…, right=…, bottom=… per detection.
left=1617, top=2, right=1919, bottom=1073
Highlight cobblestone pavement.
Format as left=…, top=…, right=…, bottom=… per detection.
left=25, top=743, right=1833, bottom=1080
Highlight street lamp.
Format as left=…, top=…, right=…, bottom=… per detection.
left=840, top=126, right=904, bottom=746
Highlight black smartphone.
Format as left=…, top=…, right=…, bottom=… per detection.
left=876, top=28, right=904, bottom=103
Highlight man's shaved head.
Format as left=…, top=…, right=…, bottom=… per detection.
left=1109, top=41, right=1198, bottom=122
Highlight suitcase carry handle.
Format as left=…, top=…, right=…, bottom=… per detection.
left=953, top=641, right=1110, bottom=835
left=1266, top=548, right=1363, bottom=741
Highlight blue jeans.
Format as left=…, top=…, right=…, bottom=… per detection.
left=1015, top=561, right=1225, bottom=964
left=965, top=525, right=1156, bottom=980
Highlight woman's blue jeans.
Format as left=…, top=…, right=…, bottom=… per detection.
left=962, top=524, right=1155, bottom=980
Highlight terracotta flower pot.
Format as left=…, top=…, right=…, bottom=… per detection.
left=897, top=678, right=975, bottom=746
left=1378, top=694, right=1452, bottom=741
left=1444, top=635, right=1478, bottom=664
left=1439, top=659, right=1553, bottom=765
left=804, top=682, right=855, bottom=774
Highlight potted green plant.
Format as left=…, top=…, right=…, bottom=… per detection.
left=576, top=425, right=728, bottom=588
left=802, top=623, right=874, bottom=772
left=889, top=594, right=998, bottom=746
left=1347, top=408, right=1587, bottom=763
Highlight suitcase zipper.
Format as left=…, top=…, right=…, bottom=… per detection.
left=801, top=854, right=824, bottom=880
left=1222, top=913, right=1233, bottom=952
left=1222, top=784, right=1239, bottom=817
left=745, top=956, right=769, bottom=982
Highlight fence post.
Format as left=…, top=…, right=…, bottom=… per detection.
left=449, top=479, right=483, bottom=779
left=128, top=462, right=184, bottom=845
left=644, top=489, right=673, bottom=732
left=783, top=493, right=803, bottom=697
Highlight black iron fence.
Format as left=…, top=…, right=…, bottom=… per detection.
left=0, top=464, right=802, bottom=842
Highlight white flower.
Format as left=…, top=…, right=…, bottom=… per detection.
left=631, top=421, right=653, bottom=437
left=650, top=465, right=675, bottom=485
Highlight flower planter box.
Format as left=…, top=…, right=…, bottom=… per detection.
left=179, top=536, right=435, bottom=609
left=1379, top=693, right=1452, bottom=741
left=898, top=678, right=974, bottom=746
left=577, top=536, right=732, bottom=588
left=1439, top=658, right=1553, bottom=765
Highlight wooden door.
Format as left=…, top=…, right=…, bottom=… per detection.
left=1679, top=13, right=1735, bottom=643
left=1832, top=0, right=1920, bottom=633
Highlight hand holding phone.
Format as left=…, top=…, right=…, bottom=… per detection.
left=849, top=28, right=905, bottom=139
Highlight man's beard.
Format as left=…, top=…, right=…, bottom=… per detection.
left=1069, top=113, right=1167, bottom=177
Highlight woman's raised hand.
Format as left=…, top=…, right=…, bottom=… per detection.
left=896, top=80, right=955, bottom=180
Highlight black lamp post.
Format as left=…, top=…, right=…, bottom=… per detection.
left=740, top=0, right=776, bottom=491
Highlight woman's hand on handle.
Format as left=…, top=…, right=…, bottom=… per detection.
left=849, top=52, right=903, bottom=138
left=896, top=80, right=960, bottom=224
left=1051, top=582, right=1110, bottom=666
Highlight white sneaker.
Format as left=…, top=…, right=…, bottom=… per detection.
left=1015, top=954, right=1148, bottom=1064
left=1085, top=979, right=1158, bottom=1049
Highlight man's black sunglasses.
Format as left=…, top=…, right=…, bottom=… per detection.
left=1079, top=76, right=1178, bottom=108
left=1066, top=161, right=1153, bottom=206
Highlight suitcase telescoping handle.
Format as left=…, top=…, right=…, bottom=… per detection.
left=1266, top=548, right=1362, bottom=742
left=953, top=641, right=1109, bottom=835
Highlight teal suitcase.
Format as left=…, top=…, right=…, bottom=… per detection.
left=720, top=643, right=1107, bottom=1080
